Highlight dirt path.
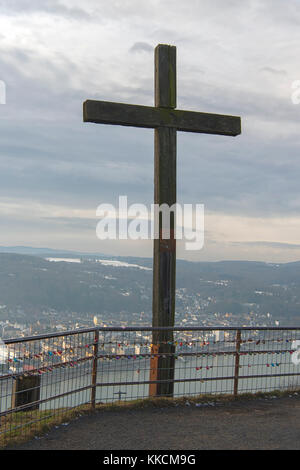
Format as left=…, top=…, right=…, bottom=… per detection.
left=11, top=395, right=300, bottom=450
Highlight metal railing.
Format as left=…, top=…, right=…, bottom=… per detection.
left=1, top=325, right=300, bottom=444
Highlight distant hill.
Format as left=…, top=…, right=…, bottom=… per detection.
left=0, top=253, right=152, bottom=314
left=0, top=246, right=78, bottom=256
left=0, top=252, right=299, bottom=322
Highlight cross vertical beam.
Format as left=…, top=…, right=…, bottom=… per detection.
left=150, top=45, right=177, bottom=397
left=82, top=42, right=241, bottom=398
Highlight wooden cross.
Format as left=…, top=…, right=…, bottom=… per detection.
left=83, top=44, right=241, bottom=397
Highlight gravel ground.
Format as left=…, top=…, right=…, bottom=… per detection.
left=11, top=395, right=300, bottom=450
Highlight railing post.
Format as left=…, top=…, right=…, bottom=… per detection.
left=149, top=332, right=175, bottom=397
left=234, top=329, right=241, bottom=397
left=91, top=329, right=99, bottom=409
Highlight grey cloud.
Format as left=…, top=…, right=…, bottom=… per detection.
left=1, top=0, right=300, bottom=261
left=42, top=217, right=97, bottom=231
left=2, top=0, right=91, bottom=20
left=260, top=67, right=287, bottom=76
left=231, top=241, right=300, bottom=251
left=130, top=42, right=153, bottom=54
left=0, top=47, right=82, bottom=121
left=1, top=42, right=300, bottom=218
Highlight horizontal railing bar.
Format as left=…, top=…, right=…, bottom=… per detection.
left=95, top=372, right=300, bottom=388
left=0, top=401, right=89, bottom=436
left=95, top=348, right=295, bottom=359
left=4, top=327, right=98, bottom=344
left=0, top=410, right=59, bottom=436
left=0, top=411, right=57, bottom=436
left=1, top=371, right=300, bottom=419
left=0, top=346, right=294, bottom=381
left=0, top=356, right=93, bottom=381
left=1, top=374, right=234, bottom=418
left=4, top=325, right=300, bottom=345
left=0, top=384, right=94, bottom=417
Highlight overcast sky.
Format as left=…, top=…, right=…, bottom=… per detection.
left=1, top=0, right=300, bottom=262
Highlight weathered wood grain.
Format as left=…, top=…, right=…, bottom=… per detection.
left=155, top=44, right=176, bottom=109
left=151, top=44, right=178, bottom=397
left=151, top=126, right=177, bottom=365
left=83, top=99, right=241, bottom=136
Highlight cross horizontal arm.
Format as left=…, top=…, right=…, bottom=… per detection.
left=83, top=100, right=241, bottom=137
